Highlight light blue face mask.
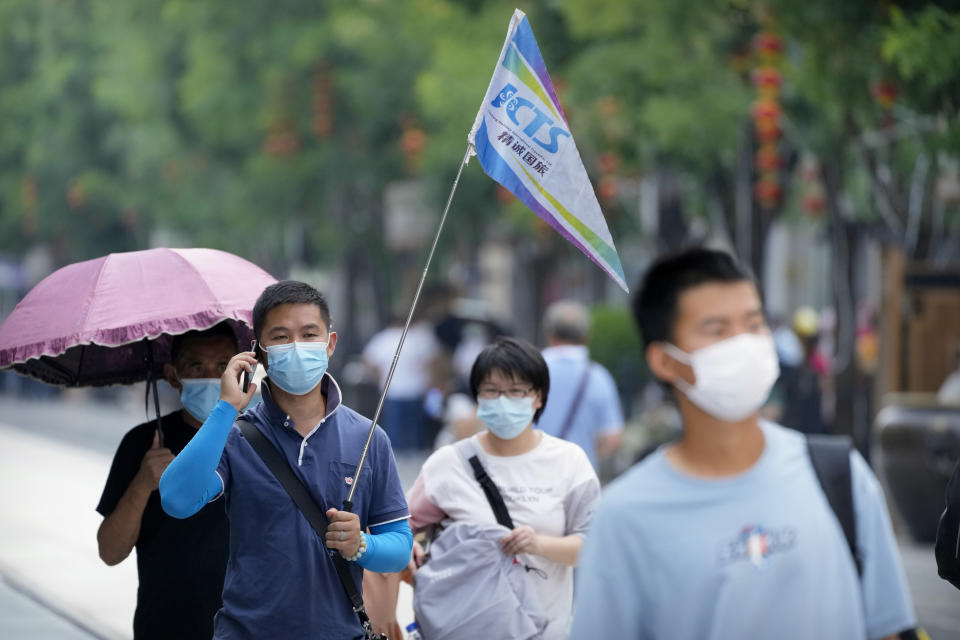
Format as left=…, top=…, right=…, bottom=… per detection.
left=476, top=395, right=536, bottom=440
left=179, top=378, right=221, bottom=422
left=263, top=341, right=329, bottom=396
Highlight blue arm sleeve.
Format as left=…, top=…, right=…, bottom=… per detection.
left=159, top=400, right=237, bottom=519
left=356, top=519, right=413, bottom=573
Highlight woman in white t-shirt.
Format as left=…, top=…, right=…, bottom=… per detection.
left=406, top=337, right=601, bottom=639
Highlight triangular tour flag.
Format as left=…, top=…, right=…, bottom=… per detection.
left=468, top=8, right=628, bottom=292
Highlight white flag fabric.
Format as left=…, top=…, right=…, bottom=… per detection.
left=468, top=9, right=628, bottom=292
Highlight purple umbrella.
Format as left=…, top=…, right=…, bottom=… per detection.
left=0, top=247, right=277, bottom=387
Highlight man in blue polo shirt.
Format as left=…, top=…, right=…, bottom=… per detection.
left=537, top=300, right=623, bottom=468
left=160, top=280, right=412, bottom=639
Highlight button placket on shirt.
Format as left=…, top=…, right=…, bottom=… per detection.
left=296, top=417, right=327, bottom=466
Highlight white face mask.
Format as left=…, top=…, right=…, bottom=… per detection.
left=663, top=332, right=780, bottom=422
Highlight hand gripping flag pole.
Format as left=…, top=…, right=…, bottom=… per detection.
left=343, top=144, right=473, bottom=512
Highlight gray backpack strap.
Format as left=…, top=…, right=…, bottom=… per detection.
left=558, top=364, right=592, bottom=441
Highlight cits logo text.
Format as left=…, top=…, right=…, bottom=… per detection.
left=491, top=83, right=570, bottom=154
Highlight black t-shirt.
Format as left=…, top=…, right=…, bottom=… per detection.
left=97, top=411, right=228, bottom=640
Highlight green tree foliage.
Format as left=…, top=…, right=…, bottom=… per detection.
left=0, top=0, right=956, bottom=270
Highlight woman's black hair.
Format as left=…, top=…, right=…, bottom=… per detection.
left=469, top=337, right=550, bottom=422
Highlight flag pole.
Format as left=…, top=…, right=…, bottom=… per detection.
left=344, top=143, right=473, bottom=511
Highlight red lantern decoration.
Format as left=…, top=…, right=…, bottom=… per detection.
left=597, top=152, right=619, bottom=174
left=870, top=80, right=898, bottom=109
left=752, top=67, right=782, bottom=97
left=312, top=62, right=334, bottom=138
left=755, top=121, right=780, bottom=142
left=400, top=127, right=426, bottom=157
left=750, top=25, right=785, bottom=212
left=750, top=99, right=782, bottom=122
left=754, top=179, right=782, bottom=207
left=754, top=119, right=782, bottom=142
left=802, top=193, right=826, bottom=216
left=755, top=147, right=780, bottom=171
left=67, top=180, right=86, bottom=210
left=752, top=32, right=783, bottom=58
left=598, top=175, right=618, bottom=202
left=495, top=184, right=514, bottom=204
left=263, top=118, right=300, bottom=157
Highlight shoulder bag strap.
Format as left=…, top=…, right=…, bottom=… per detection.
left=558, top=363, right=592, bottom=441
left=454, top=439, right=514, bottom=529
left=806, top=434, right=862, bottom=576
left=238, top=420, right=384, bottom=640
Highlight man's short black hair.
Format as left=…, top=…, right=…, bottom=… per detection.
left=171, top=322, right=238, bottom=365
left=469, top=337, right=550, bottom=423
left=632, top=247, right=754, bottom=348
left=253, top=280, right=333, bottom=345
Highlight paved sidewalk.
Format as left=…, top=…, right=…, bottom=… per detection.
left=0, top=422, right=137, bottom=640
left=0, top=575, right=102, bottom=640
left=899, top=542, right=960, bottom=639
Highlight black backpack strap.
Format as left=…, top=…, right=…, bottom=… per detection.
left=467, top=454, right=515, bottom=529
left=935, top=459, right=960, bottom=590
left=238, top=420, right=384, bottom=639
left=806, top=434, right=862, bottom=576
left=558, top=364, right=592, bottom=441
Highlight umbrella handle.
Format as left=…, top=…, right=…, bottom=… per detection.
left=144, top=339, right=164, bottom=448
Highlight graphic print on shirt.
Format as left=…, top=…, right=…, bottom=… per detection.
left=500, top=484, right=557, bottom=505
left=717, top=524, right=797, bottom=568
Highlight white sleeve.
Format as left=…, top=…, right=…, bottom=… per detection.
left=564, top=446, right=601, bottom=536
left=851, top=451, right=917, bottom=639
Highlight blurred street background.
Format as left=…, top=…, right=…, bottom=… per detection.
left=1, top=0, right=959, bottom=637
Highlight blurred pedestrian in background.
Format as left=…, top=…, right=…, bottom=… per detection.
left=779, top=306, right=828, bottom=434
left=362, top=312, right=441, bottom=451
left=571, top=247, right=916, bottom=640
left=430, top=391, right=482, bottom=449
left=537, top=300, right=624, bottom=469
left=96, top=323, right=236, bottom=640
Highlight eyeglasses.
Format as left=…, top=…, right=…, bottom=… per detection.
left=477, top=387, right=535, bottom=400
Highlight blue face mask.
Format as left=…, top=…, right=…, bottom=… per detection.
left=476, top=395, right=536, bottom=440
left=263, top=341, right=329, bottom=396
left=179, top=378, right=221, bottom=422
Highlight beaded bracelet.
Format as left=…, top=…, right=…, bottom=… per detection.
left=344, top=532, right=367, bottom=562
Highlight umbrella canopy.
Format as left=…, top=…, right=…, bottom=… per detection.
left=0, top=247, right=277, bottom=386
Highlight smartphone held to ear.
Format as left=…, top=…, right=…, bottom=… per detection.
left=242, top=361, right=258, bottom=393
left=242, top=341, right=258, bottom=393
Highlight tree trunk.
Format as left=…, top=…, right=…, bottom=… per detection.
left=821, top=159, right=863, bottom=453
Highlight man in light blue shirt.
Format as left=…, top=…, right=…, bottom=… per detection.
left=538, top=300, right=623, bottom=468
left=571, top=248, right=916, bottom=640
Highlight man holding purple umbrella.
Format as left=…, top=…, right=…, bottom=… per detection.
left=96, top=322, right=237, bottom=640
